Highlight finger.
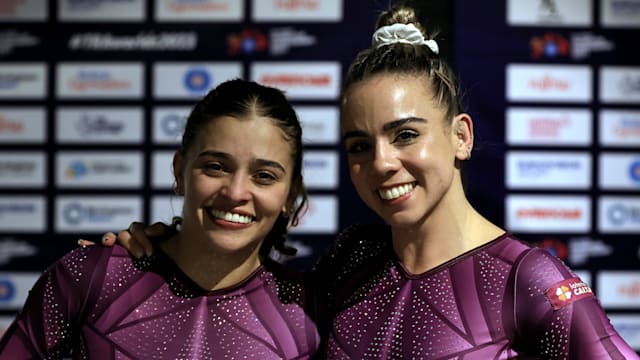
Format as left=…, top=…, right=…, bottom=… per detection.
left=101, top=232, right=117, bottom=246
left=118, top=226, right=144, bottom=259
left=146, top=222, right=169, bottom=238
left=77, top=239, right=96, bottom=247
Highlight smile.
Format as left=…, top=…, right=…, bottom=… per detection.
left=209, top=209, right=254, bottom=224
left=377, top=182, right=416, bottom=200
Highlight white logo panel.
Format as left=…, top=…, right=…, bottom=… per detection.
left=506, top=64, right=592, bottom=103
left=58, top=0, right=145, bottom=22
left=600, top=0, right=640, bottom=28
left=155, top=0, right=243, bottom=22
left=0, top=107, right=46, bottom=143
left=0, top=272, right=41, bottom=310
left=507, top=0, right=592, bottom=26
left=150, top=196, right=184, bottom=223
left=251, top=62, right=341, bottom=100
left=599, top=66, right=640, bottom=103
left=302, top=151, right=339, bottom=190
left=56, top=63, right=144, bottom=99
left=56, top=107, right=144, bottom=144
left=0, top=196, right=46, bottom=233
left=506, top=107, right=592, bottom=146
left=56, top=152, right=144, bottom=188
left=0, top=152, right=46, bottom=188
left=153, top=62, right=242, bottom=99
left=296, top=106, right=339, bottom=145
left=0, top=0, right=47, bottom=21
left=252, top=0, right=343, bottom=22
left=598, top=196, right=640, bottom=233
left=0, top=63, right=46, bottom=99
left=506, top=195, right=591, bottom=233
left=291, top=195, right=338, bottom=234
left=599, top=109, right=640, bottom=147
left=506, top=151, right=592, bottom=189
left=598, top=153, right=640, bottom=189
left=152, top=106, right=190, bottom=144
left=596, top=271, right=640, bottom=308
left=55, top=196, right=143, bottom=233
left=151, top=151, right=176, bottom=189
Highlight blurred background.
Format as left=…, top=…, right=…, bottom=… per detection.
left=0, top=0, right=638, bottom=350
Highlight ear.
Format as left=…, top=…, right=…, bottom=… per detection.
left=452, top=113, right=474, bottom=161
left=172, top=150, right=185, bottom=195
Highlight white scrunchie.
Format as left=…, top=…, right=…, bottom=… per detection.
left=372, top=23, right=439, bottom=54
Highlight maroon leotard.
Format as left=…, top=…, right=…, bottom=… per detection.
left=315, top=224, right=638, bottom=359
left=0, top=245, right=320, bottom=359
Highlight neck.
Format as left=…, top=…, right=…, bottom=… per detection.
left=391, top=189, right=504, bottom=275
left=160, top=232, right=262, bottom=291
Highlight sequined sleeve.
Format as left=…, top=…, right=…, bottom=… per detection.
left=512, top=248, right=638, bottom=359
left=0, top=246, right=105, bottom=358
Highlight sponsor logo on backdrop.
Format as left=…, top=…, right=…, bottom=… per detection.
left=597, top=271, right=640, bottom=308
left=0, top=196, right=46, bottom=233
left=0, top=273, right=41, bottom=309
left=150, top=196, right=183, bottom=223
left=0, top=30, right=39, bottom=55
left=68, top=31, right=197, bottom=51
left=506, top=64, right=592, bottom=102
left=571, top=32, right=615, bottom=59
left=55, top=196, right=142, bottom=232
left=599, top=110, right=640, bottom=146
left=0, top=107, right=46, bottom=143
left=599, top=196, right=640, bottom=233
left=608, top=315, right=640, bottom=350
left=56, top=63, right=144, bottom=98
left=152, top=106, right=189, bottom=144
left=536, top=237, right=568, bottom=260
left=506, top=107, right=591, bottom=146
left=295, top=106, right=339, bottom=145
left=600, top=66, right=640, bottom=103
left=0, top=0, right=47, bottom=20
left=0, top=152, right=46, bottom=188
left=153, top=62, right=242, bottom=99
left=155, top=0, right=243, bottom=22
left=59, top=0, right=145, bottom=22
left=251, top=62, right=340, bottom=100
left=601, top=0, right=640, bottom=28
left=599, top=153, right=640, bottom=189
left=507, top=0, right=592, bottom=26
left=56, top=107, right=143, bottom=143
left=0, top=63, right=46, bottom=99
left=0, top=238, right=37, bottom=265
left=227, top=27, right=316, bottom=57
left=56, top=152, right=143, bottom=188
left=506, top=151, right=591, bottom=189
left=291, top=195, right=338, bottom=234
left=568, top=236, right=613, bottom=265
left=252, top=0, right=343, bottom=22
left=151, top=151, right=175, bottom=189
left=506, top=195, right=591, bottom=233
left=530, top=32, right=569, bottom=59
left=302, top=151, right=339, bottom=190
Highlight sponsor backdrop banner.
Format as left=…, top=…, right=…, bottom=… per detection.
left=456, top=0, right=640, bottom=350
left=1, top=0, right=639, bottom=348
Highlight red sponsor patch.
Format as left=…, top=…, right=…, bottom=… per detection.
left=545, top=277, right=594, bottom=310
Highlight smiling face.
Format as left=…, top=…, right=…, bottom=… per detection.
left=173, top=115, right=294, bottom=255
left=341, top=73, right=471, bottom=229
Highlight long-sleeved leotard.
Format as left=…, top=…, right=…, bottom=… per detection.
left=0, top=245, right=320, bottom=359
left=314, top=224, right=638, bottom=359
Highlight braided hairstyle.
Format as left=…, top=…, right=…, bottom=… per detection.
left=179, top=79, right=307, bottom=257
left=343, top=4, right=464, bottom=123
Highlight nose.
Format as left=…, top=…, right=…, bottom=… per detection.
left=221, top=173, right=251, bottom=202
left=371, top=141, right=399, bottom=175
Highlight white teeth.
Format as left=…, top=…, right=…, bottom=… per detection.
left=210, top=209, right=252, bottom=224
left=378, top=183, right=415, bottom=200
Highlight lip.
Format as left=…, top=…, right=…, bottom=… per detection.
left=376, top=181, right=416, bottom=201
left=207, top=208, right=255, bottom=229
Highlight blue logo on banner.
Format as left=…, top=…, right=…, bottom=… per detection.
left=0, top=278, right=15, bottom=302
left=629, top=160, right=640, bottom=184
left=184, top=68, right=211, bottom=94
left=66, top=161, right=88, bottom=179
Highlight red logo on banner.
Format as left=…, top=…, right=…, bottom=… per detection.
left=545, top=277, right=594, bottom=310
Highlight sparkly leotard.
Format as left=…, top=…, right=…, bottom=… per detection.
left=314, top=224, right=638, bottom=359
left=0, top=245, right=320, bottom=359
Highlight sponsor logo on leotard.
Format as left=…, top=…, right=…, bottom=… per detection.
left=545, top=277, right=594, bottom=310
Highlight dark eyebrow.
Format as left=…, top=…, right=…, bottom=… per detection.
left=382, top=117, right=428, bottom=132
left=342, top=117, right=428, bottom=142
left=197, top=150, right=286, bottom=173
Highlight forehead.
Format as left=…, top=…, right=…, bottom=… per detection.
left=194, top=115, right=292, bottom=157
left=341, top=74, right=440, bottom=130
